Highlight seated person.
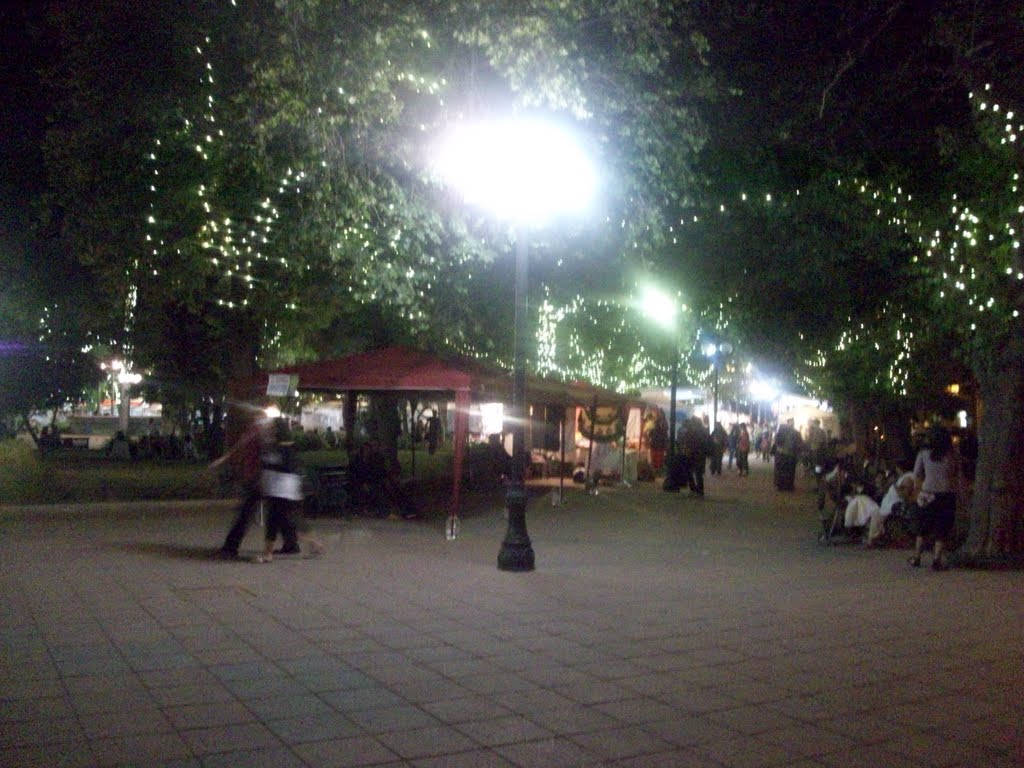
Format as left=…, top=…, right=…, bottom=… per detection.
left=866, top=464, right=917, bottom=546
left=348, top=440, right=400, bottom=516
left=844, top=491, right=880, bottom=533
left=818, top=460, right=851, bottom=514
left=107, top=430, right=132, bottom=460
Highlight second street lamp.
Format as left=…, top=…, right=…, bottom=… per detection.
left=436, top=115, right=597, bottom=572
left=703, top=342, right=733, bottom=427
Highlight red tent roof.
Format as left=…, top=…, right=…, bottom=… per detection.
left=263, top=346, right=645, bottom=407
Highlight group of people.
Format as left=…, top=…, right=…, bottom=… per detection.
left=822, top=424, right=964, bottom=570
left=663, top=416, right=755, bottom=496
left=214, top=416, right=324, bottom=563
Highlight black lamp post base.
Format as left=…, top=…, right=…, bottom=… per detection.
left=498, top=540, right=535, bottom=571
left=498, top=487, right=535, bottom=572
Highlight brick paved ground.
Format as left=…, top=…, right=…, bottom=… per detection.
left=2, top=459, right=1022, bottom=767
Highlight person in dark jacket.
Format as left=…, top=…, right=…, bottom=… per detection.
left=710, top=422, right=728, bottom=476
left=678, top=417, right=712, bottom=496
left=772, top=419, right=803, bottom=491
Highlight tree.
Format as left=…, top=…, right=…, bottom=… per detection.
left=684, top=0, right=1024, bottom=562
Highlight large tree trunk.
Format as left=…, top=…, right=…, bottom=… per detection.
left=961, top=328, right=1024, bottom=565
left=222, top=311, right=261, bottom=456
left=845, top=399, right=873, bottom=456
left=879, top=400, right=913, bottom=466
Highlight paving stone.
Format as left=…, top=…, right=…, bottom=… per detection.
left=88, top=733, right=192, bottom=766
left=376, top=725, right=479, bottom=759
left=293, top=735, right=400, bottom=767
left=453, top=713, right=552, bottom=746
left=0, top=742, right=95, bottom=768
left=1, top=470, right=1020, bottom=768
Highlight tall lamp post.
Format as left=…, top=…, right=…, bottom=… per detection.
left=640, top=287, right=681, bottom=456
left=703, top=342, right=733, bottom=427
left=437, top=116, right=596, bottom=572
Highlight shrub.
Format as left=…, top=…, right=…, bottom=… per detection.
left=294, top=430, right=324, bottom=452
left=0, top=440, right=52, bottom=503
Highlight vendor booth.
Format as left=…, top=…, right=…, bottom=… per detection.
left=259, top=347, right=649, bottom=519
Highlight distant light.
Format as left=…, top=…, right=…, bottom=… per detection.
left=750, top=380, right=779, bottom=400
left=480, top=402, right=504, bottom=435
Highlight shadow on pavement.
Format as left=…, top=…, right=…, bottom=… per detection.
left=123, top=541, right=221, bottom=560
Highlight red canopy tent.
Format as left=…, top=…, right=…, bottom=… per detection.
left=260, top=346, right=645, bottom=516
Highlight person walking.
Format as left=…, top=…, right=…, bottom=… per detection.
left=909, top=425, right=960, bottom=571
left=736, top=423, right=751, bottom=476
left=213, top=414, right=299, bottom=559
left=710, top=422, right=727, bottom=476
left=726, top=423, right=739, bottom=470
left=256, top=419, right=324, bottom=563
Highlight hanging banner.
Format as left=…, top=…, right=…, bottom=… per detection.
left=577, top=405, right=626, bottom=443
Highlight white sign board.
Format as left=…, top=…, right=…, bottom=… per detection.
left=266, top=374, right=297, bottom=397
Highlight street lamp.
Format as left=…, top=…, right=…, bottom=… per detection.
left=750, top=378, right=778, bottom=424
left=703, top=342, right=733, bottom=427
left=639, top=286, right=681, bottom=457
left=436, top=115, right=597, bottom=572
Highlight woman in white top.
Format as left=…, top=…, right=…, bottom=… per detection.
left=909, top=426, right=960, bottom=570
left=866, top=468, right=916, bottom=546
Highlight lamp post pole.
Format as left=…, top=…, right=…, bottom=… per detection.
left=435, top=115, right=595, bottom=571
left=668, top=347, right=679, bottom=457
left=712, top=358, right=719, bottom=428
left=707, top=342, right=732, bottom=428
left=498, top=233, right=535, bottom=572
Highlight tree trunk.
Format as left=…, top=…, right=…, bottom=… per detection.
left=845, top=399, right=873, bottom=456
left=222, top=311, right=260, bottom=456
left=961, top=328, right=1024, bottom=565
left=880, top=400, right=913, bottom=466
left=368, top=393, right=401, bottom=473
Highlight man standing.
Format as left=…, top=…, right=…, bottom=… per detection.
left=772, top=418, right=802, bottom=491
left=679, top=417, right=712, bottom=496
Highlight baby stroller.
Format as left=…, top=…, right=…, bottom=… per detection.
left=817, top=463, right=859, bottom=545
left=816, top=460, right=883, bottom=546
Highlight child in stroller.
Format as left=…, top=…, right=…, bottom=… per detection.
left=817, top=458, right=895, bottom=545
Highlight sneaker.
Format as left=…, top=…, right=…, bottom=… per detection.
left=214, top=548, right=240, bottom=560
left=932, top=560, right=947, bottom=571
left=273, top=546, right=301, bottom=555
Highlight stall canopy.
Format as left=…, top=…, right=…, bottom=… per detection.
left=261, top=346, right=645, bottom=514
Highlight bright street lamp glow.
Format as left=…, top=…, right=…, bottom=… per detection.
left=435, top=116, right=597, bottom=225
left=704, top=342, right=733, bottom=358
left=640, top=286, right=677, bottom=330
left=750, top=379, right=778, bottom=400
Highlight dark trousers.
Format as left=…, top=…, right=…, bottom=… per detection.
left=774, top=454, right=797, bottom=490
left=689, top=461, right=705, bottom=495
left=221, top=484, right=297, bottom=553
left=663, top=454, right=690, bottom=491
left=265, top=497, right=301, bottom=545
left=709, top=451, right=723, bottom=475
